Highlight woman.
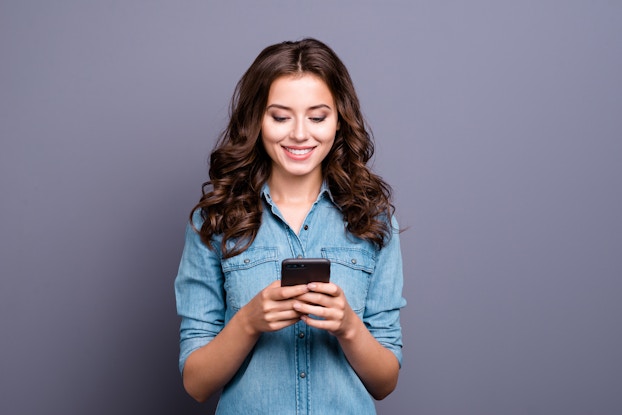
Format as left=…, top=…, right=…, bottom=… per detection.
left=175, top=38, right=406, bottom=414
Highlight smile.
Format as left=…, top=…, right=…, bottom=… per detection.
left=284, top=147, right=314, bottom=155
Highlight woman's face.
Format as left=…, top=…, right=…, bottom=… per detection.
left=261, top=73, right=339, bottom=183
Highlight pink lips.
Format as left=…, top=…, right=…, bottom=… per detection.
left=283, top=146, right=315, bottom=160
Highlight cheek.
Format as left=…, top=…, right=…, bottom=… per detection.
left=260, top=134, right=281, bottom=162
left=260, top=117, right=276, bottom=139
left=261, top=123, right=286, bottom=143
left=318, top=124, right=338, bottom=142
left=260, top=121, right=270, bottom=141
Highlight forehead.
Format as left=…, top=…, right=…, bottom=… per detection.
left=267, top=73, right=335, bottom=106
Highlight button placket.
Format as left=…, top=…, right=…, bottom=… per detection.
left=294, top=321, right=309, bottom=412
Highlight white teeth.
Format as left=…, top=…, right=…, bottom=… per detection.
left=285, top=147, right=312, bottom=155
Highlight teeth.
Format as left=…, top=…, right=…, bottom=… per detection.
left=286, top=147, right=312, bottom=155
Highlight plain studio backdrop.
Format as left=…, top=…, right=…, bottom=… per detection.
left=1, top=1, right=621, bottom=414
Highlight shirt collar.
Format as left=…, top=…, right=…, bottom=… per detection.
left=261, top=181, right=337, bottom=207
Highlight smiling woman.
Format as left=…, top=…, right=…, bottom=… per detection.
left=261, top=74, right=339, bottom=226
left=174, top=38, right=406, bottom=414
left=262, top=75, right=338, bottom=177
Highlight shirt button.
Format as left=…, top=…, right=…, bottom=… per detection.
left=297, top=254, right=303, bottom=259
left=298, top=332, right=305, bottom=339
left=244, top=258, right=250, bottom=264
left=303, top=225, right=309, bottom=231
left=351, top=258, right=357, bottom=264
left=300, top=372, right=306, bottom=378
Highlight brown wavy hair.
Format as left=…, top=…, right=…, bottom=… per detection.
left=191, top=38, right=395, bottom=258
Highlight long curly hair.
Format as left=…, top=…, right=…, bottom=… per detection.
left=191, top=38, right=395, bottom=258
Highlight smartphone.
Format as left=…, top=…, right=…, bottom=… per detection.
left=281, top=258, right=331, bottom=286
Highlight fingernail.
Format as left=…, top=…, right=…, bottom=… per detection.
left=307, top=283, right=317, bottom=290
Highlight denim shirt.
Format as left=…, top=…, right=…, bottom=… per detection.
left=175, top=183, right=406, bottom=414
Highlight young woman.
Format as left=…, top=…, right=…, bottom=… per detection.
left=175, top=38, right=406, bottom=414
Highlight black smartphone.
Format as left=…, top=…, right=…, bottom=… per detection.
left=280, top=258, right=331, bottom=286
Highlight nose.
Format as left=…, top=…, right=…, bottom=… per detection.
left=291, top=118, right=308, bottom=141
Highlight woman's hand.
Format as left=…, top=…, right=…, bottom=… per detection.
left=182, top=280, right=309, bottom=402
left=291, top=282, right=399, bottom=400
left=291, top=282, right=357, bottom=340
left=239, top=280, right=310, bottom=336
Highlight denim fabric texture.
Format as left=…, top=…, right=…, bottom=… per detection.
left=175, top=183, right=406, bottom=414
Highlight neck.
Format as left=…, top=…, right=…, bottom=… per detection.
left=267, top=171, right=323, bottom=204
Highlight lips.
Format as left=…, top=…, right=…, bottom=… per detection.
left=284, top=147, right=314, bottom=156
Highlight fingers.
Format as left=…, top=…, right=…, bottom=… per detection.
left=292, top=283, right=348, bottom=320
left=293, top=301, right=331, bottom=318
left=294, top=283, right=341, bottom=306
left=300, top=314, right=333, bottom=331
left=269, top=280, right=310, bottom=300
left=294, top=302, right=347, bottom=335
left=246, top=281, right=342, bottom=334
left=307, top=282, right=340, bottom=296
left=290, top=283, right=353, bottom=335
left=262, top=310, right=304, bottom=331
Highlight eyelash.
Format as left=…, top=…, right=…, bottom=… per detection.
left=272, top=116, right=326, bottom=123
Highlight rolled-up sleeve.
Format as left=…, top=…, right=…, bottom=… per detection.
left=174, top=214, right=225, bottom=374
left=364, top=216, right=407, bottom=366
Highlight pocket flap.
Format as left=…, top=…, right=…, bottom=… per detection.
left=221, top=247, right=278, bottom=272
left=321, top=247, right=376, bottom=273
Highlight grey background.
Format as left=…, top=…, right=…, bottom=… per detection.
left=1, top=1, right=621, bottom=414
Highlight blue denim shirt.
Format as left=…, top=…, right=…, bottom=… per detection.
left=175, top=183, right=406, bottom=414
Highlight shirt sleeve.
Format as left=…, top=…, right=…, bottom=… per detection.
left=174, top=213, right=226, bottom=374
left=363, top=216, right=407, bottom=366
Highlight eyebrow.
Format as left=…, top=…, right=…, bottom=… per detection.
left=265, top=104, right=333, bottom=111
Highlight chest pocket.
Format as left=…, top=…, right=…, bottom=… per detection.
left=221, top=247, right=280, bottom=311
left=321, top=247, right=375, bottom=315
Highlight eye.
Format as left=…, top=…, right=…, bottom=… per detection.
left=309, top=117, right=326, bottom=123
left=272, top=116, right=288, bottom=123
